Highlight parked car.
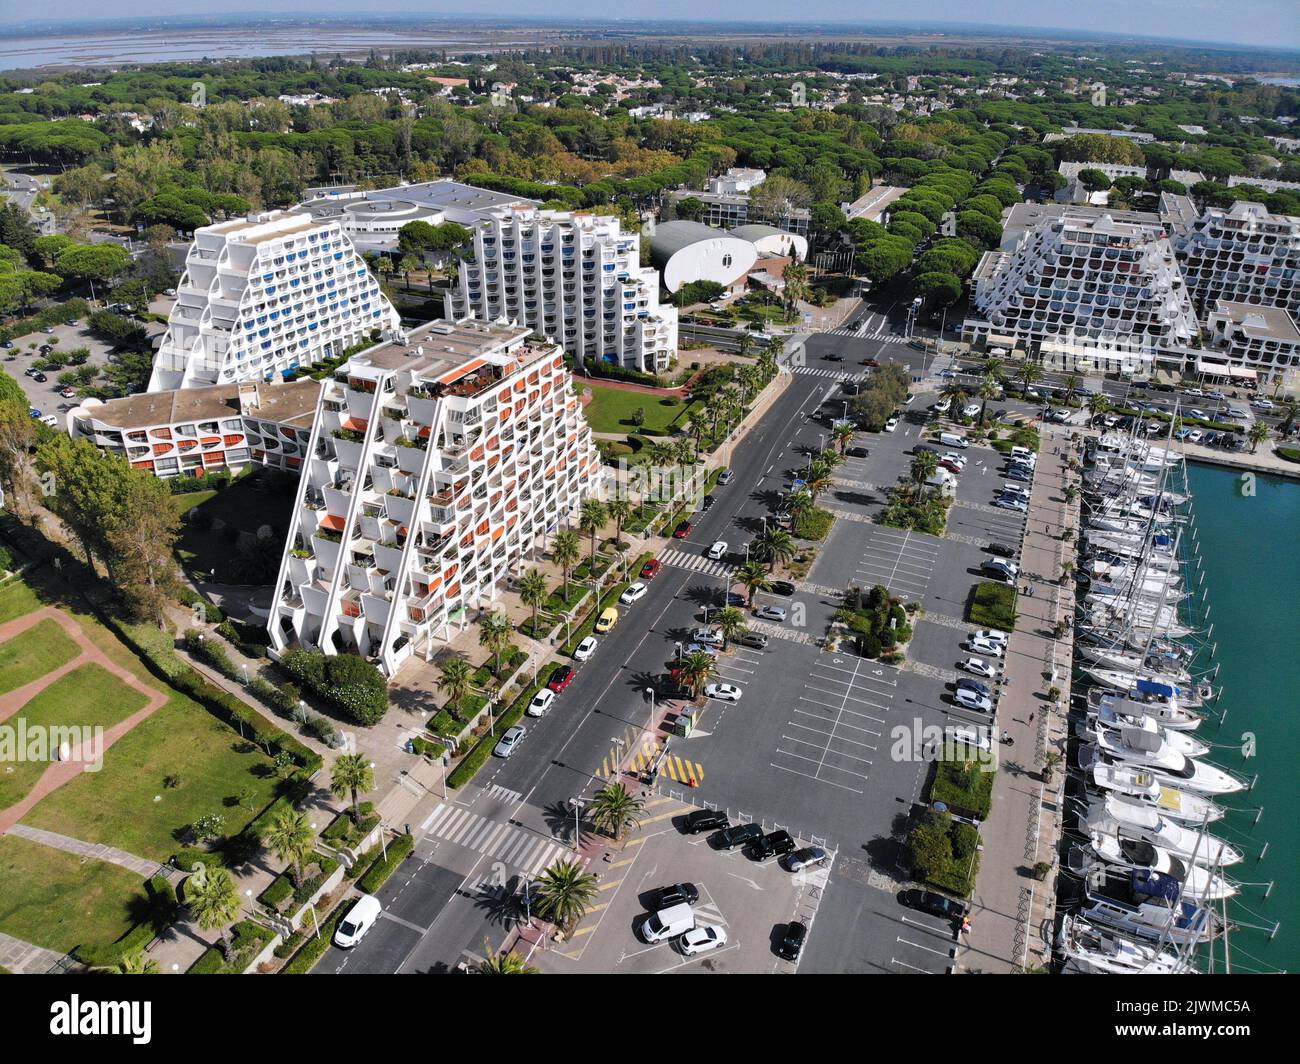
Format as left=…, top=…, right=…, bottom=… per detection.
left=754, top=605, right=787, bottom=622
left=619, top=582, right=647, bottom=605
left=986, top=543, right=1017, bottom=558
left=735, top=631, right=769, bottom=649
left=691, top=628, right=724, bottom=647
left=993, top=496, right=1028, bottom=512
left=594, top=607, right=619, bottom=634
left=769, top=580, right=797, bottom=596
left=972, top=629, right=1009, bottom=646
left=685, top=643, right=720, bottom=657
left=526, top=688, right=556, bottom=717
left=650, top=882, right=700, bottom=909
left=778, top=921, right=807, bottom=961
left=961, top=657, right=998, bottom=678
left=640, top=903, right=695, bottom=944
left=883, top=417, right=898, bottom=433
left=673, top=521, right=692, bottom=538
left=750, top=830, right=797, bottom=861
left=953, top=687, right=994, bottom=712
left=704, top=683, right=743, bottom=702
left=933, top=398, right=951, bottom=414
left=962, top=403, right=981, bottom=419
left=678, top=924, right=728, bottom=956
left=640, top=559, right=662, bottom=580
left=572, top=637, right=598, bottom=662
left=683, top=809, right=729, bottom=834
left=955, top=677, right=992, bottom=698
left=845, top=446, right=868, bottom=458
left=492, top=725, right=526, bottom=758
left=333, top=895, right=382, bottom=949
left=901, top=889, right=968, bottom=921
left=39, top=414, right=58, bottom=427
left=716, top=823, right=763, bottom=850
left=548, top=665, right=575, bottom=692
left=967, top=636, right=1006, bottom=657
left=717, top=590, right=746, bottom=607
left=59, top=386, right=76, bottom=399
left=706, top=541, right=728, bottom=560
left=786, top=846, right=828, bottom=873
left=701, top=494, right=716, bottom=512
left=717, top=469, right=735, bottom=485
left=31, top=372, right=47, bottom=383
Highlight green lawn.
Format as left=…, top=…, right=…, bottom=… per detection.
left=579, top=381, right=699, bottom=435
left=174, top=471, right=295, bottom=582
left=170, top=489, right=217, bottom=516
left=0, top=578, right=43, bottom=625
left=0, top=663, right=149, bottom=808
left=0, top=833, right=148, bottom=954
left=23, top=693, right=282, bottom=862
left=0, top=618, right=80, bottom=695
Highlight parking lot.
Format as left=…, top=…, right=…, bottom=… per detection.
left=537, top=804, right=828, bottom=974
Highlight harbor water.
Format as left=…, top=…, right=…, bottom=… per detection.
left=1185, top=462, right=1299, bottom=972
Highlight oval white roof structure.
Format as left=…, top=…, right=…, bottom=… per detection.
left=727, top=224, right=809, bottom=261
left=650, top=220, right=757, bottom=294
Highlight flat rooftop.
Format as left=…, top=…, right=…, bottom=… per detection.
left=81, top=377, right=320, bottom=430
left=299, top=180, right=535, bottom=224
left=344, top=319, right=533, bottom=379
left=1213, top=300, right=1300, bottom=342
left=1000, top=201, right=1162, bottom=250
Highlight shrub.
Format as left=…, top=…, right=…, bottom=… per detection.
left=968, top=581, right=1018, bottom=631
left=281, top=907, right=347, bottom=974
left=280, top=648, right=387, bottom=726
left=357, top=833, right=415, bottom=894
left=793, top=506, right=835, bottom=541
left=1277, top=446, right=1300, bottom=464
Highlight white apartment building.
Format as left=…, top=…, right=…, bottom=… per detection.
left=443, top=206, right=678, bottom=374
left=1174, top=200, right=1300, bottom=319
left=149, top=211, right=399, bottom=392
left=964, top=211, right=1199, bottom=354
left=267, top=319, right=601, bottom=677
left=708, top=167, right=767, bottom=195
left=1204, top=299, right=1300, bottom=378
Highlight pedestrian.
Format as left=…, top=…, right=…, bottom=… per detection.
left=1029, top=712, right=1035, bottom=723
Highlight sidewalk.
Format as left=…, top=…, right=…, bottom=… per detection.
left=957, top=427, right=1079, bottom=973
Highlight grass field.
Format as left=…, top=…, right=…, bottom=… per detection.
left=0, top=618, right=80, bottom=695
left=0, top=663, right=149, bottom=808
left=174, top=470, right=294, bottom=582
left=0, top=834, right=148, bottom=955
left=579, top=381, right=699, bottom=435
left=23, top=693, right=282, bottom=862
left=0, top=578, right=43, bottom=626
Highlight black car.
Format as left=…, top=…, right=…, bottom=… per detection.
left=716, top=823, right=763, bottom=850
left=716, top=590, right=746, bottom=607
left=778, top=921, right=807, bottom=961
left=901, top=889, right=968, bottom=921
left=32, top=372, right=47, bottom=383
left=845, top=447, right=868, bottom=458
left=701, top=494, right=715, bottom=512
left=955, top=677, right=992, bottom=698
left=841, top=381, right=860, bottom=395
left=651, top=882, right=700, bottom=909
left=986, top=542, right=1017, bottom=558
left=769, top=580, right=797, bottom=597
left=750, top=830, right=797, bottom=861
left=824, top=352, right=844, bottom=362
left=683, top=808, right=729, bottom=834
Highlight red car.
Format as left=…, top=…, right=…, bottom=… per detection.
left=547, top=665, right=575, bottom=693
left=640, top=559, right=662, bottom=580
left=860, top=357, right=879, bottom=367
left=672, top=521, right=692, bottom=539
left=940, top=460, right=963, bottom=475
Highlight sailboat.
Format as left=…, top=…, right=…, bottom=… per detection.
left=1057, top=914, right=1190, bottom=974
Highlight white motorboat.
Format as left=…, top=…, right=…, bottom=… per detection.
left=1093, top=729, right=1245, bottom=796
left=1083, top=754, right=1225, bottom=824
left=1090, top=711, right=1209, bottom=758
left=1088, top=795, right=1243, bottom=867
left=1089, top=830, right=1237, bottom=900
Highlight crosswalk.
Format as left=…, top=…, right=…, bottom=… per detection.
left=418, top=803, right=569, bottom=885
left=823, top=319, right=897, bottom=340
left=481, top=783, right=522, bottom=805
left=656, top=547, right=735, bottom=579
left=789, top=365, right=861, bottom=380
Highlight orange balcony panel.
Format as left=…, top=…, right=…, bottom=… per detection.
left=280, top=426, right=297, bottom=439
left=223, top=434, right=245, bottom=447
left=470, top=445, right=485, bottom=462
left=475, top=519, right=490, bottom=536
left=446, top=582, right=462, bottom=599
left=442, top=563, right=459, bottom=582
left=551, top=357, right=563, bottom=370
left=178, top=439, right=198, bottom=451
left=491, top=525, right=505, bottom=542
left=149, top=427, right=172, bottom=440
left=152, top=443, right=173, bottom=456
left=132, top=460, right=154, bottom=470
left=342, top=600, right=362, bottom=619
left=201, top=436, right=221, bottom=448
left=506, top=513, right=519, bottom=529
left=287, top=456, right=301, bottom=468
left=318, top=513, right=346, bottom=532
left=341, top=417, right=368, bottom=433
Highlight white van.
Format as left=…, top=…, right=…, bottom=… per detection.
left=333, top=894, right=382, bottom=949
left=945, top=726, right=995, bottom=754
left=640, top=902, right=695, bottom=944
left=939, top=432, right=969, bottom=449
left=1009, top=446, right=1037, bottom=465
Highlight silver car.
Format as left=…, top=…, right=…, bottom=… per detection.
left=755, top=605, right=787, bottom=622
left=493, top=725, right=526, bottom=758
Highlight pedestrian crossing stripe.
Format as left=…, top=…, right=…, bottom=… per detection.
left=657, top=547, right=735, bottom=578
left=789, top=366, right=858, bottom=380
left=419, top=803, right=569, bottom=880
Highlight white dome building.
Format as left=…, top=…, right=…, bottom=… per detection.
left=650, top=220, right=758, bottom=294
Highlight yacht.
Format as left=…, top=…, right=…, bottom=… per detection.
left=1086, top=734, right=1245, bottom=796
left=1062, top=863, right=1226, bottom=946
left=1086, top=831, right=1237, bottom=900
left=1086, top=795, right=1243, bottom=867
left=1057, top=914, right=1190, bottom=974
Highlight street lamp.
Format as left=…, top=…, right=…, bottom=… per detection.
left=568, top=797, right=585, bottom=852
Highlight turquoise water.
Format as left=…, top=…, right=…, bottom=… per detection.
left=1185, top=463, right=1299, bottom=973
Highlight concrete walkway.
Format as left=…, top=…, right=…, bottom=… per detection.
left=957, top=426, right=1080, bottom=973
left=0, top=929, right=69, bottom=975
left=7, top=824, right=172, bottom=879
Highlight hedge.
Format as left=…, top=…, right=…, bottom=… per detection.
left=357, top=833, right=415, bottom=894
left=793, top=506, right=835, bottom=541
left=968, top=580, right=1017, bottom=631
left=930, top=749, right=996, bottom=819
left=187, top=921, right=275, bottom=974
left=281, top=907, right=348, bottom=974
left=1276, top=447, right=1300, bottom=464
left=279, top=648, right=388, bottom=726
left=447, top=663, right=562, bottom=788
left=322, top=802, right=379, bottom=847
left=178, top=585, right=225, bottom=625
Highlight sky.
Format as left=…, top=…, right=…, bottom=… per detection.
left=3, top=2, right=1299, bottom=52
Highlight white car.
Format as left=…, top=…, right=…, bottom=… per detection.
left=1253, top=398, right=1275, bottom=411
left=685, top=643, right=720, bottom=657
left=942, top=452, right=967, bottom=469
left=526, top=688, right=556, bottom=717
left=620, top=581, right=648, bottom=605
left=493, top=725, right=526, bottom=758
left=706, top=541, right=728, bottom=560
left=972, top=629, right=1009, bottom=646
left=967, top=636, right=1006, bottom=657
left=333, top=894, right=381, bottom=949
left=993, top=496, right=1028, bottom=512
left=883, top=416, right=899, bottom=433
left=704, top=683, right=743, bottom=702
left=962, top=403, right=981, bottom=419
left=953, top=687, right=994, bottom=712
left=573, top=635, right=599, bottom=662
left=678, top=924, right=728, bottom=956
left=1186, top=429, right=1204, bottom=444
left=933, top=398, right=951, bottom=414
left=961, top=657, right=998, bottom=678
left=691, top=628, right=724, bottom=647
left=1000, top=484, right=1030, bottom=499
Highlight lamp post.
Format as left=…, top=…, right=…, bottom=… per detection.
left=568, top=796, right=585, bottom=853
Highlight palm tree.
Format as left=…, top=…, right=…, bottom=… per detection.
left=940, top=381, right=968, bottom=419
left=1087, top=393, right=1111, bottom=424
left=754, top=526, right=796, bottom=570
left=114, top=952, right=160, bottom=975
left=833, top=421, right=855, bottom=454
left=738, top=331, right=755, bottom=358
left=478, top=608, right=513, bottom=676
left=519, top=567, right=548, bottom=635
left=476, top=942, right=538, bottom=974
left=264, top=809, right=316, bottom=887
left=910, top=450, right=939, bottom=490
left=985, top=355, right=1004, bottom=384
left=1279, top=398, right=1297, bottom=438
left=735, top=560, right=772, bottom=606
left=685, top=411, right=705, bottom=455
left=588, top=782, right=645, bottom=840
left=399, top=254, right=419, bottom=289
left=1062, top=373, right=1080, bottom=407
left=765, top=335, right=785, bottom=363
left=1248, top=420, right=1270, bottom=453
left=579, top=498, right=608, bottom=568
left=1042, top=751, right=1064, bottom=785
left=437, top=656, right=474, bottom=719
left=1018, top=359, right=1043, bottom=393
left=330, top=753, right=375, bottom=823
left=714, top=606, right=748, bottom=649
left=186, top=867, right=241, bottom=958
left=786, top=489, right=814, bottom=533
left=673, top=435, right=696, bottom=468
left=374, top=256, right=395, bottom=285
left=533, top=859, right=599, bottom=931
left=678, top=649, right=718, bottom=698
left=977, top=373, right=1001, bottom=424
left=551, top=529, right=581, bottom=601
